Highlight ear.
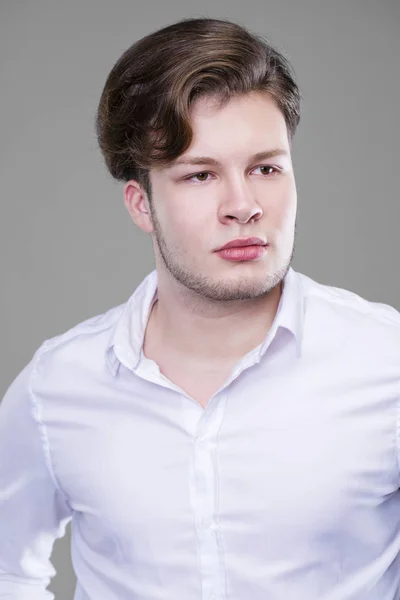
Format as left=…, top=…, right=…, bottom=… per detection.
left=124, top=180, right=154, bottom=234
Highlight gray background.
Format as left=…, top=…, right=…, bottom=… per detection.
left=1, top=0, right=399, bottom=598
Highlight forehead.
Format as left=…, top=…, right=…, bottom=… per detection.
left=165, top=92, right=290, bottom=168
left=187, top=91, right=289, bottom=150
left=190, top=91, right=285, bottom=121
left=191, top=90, right=277, bottom=112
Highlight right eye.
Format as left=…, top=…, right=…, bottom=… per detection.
left=184, top=172, right=213, bottom=184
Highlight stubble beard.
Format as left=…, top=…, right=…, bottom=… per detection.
left=148, top=198, right=296, bottom=303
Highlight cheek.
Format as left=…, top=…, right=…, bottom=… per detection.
left=166, top=209, right=208, bottom=248
left=268, top=181, right=297, bottom=226
left=172, top=198, right=211, bottom=233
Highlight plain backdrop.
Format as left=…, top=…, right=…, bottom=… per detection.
left=1, top=1, right=399, bottom=598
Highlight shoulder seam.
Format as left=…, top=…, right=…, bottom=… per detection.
left=27, top=343, right=72, bottom=505
left=39, top=303, right=126, bottom=356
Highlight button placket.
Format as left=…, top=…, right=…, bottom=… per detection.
left=191, top=393, right=228, bottom=600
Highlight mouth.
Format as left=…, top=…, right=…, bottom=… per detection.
left=214, top=242, right=269, bottom=262
left=215, top=237, right=267, bottom=251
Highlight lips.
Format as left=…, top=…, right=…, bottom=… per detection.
left=216, top=237, right=267, bottom=251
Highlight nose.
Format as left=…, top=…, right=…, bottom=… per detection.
left=218, top=177, right=263, bottom=224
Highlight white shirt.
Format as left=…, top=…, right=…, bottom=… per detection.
left=1, top=266, right=400, bottom=600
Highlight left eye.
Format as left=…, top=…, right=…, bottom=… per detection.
left=253, top=165, right=277, bottom=176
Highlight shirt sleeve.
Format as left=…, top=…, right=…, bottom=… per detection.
left=0, top=348, right=73, bottom=599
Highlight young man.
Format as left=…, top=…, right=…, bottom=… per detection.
left=1, top=17, right=400, bottom=600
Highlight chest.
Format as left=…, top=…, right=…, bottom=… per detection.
left=147, top=352, right=238, bottom=409
left=58, top=371, right=400, bottom=563
left=158, top=364, right=236, bottom=408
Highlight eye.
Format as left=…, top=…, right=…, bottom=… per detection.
left=184, top=172, right=212, bottom=184
left=253, top=165, right=279, bottom=176
left=183, top=165, right=279, bottom=184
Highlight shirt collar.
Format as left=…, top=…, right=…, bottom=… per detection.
left=256, top=265, right=304, bottom=361
left=106, top=266, right=304, bottom=376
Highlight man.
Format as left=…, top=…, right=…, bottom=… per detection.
left=1, top=16, right=400, bottom=600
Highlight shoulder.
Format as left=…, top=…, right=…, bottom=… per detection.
left=295, top=270, right=400, bottom=355
left=298, top=271, right=400, bottom=325
left=32, top=301, right=127, bottom=381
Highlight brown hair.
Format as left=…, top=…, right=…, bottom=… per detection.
left=96, top=17, right=301, bottom=198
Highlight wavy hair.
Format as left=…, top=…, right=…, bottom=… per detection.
left=96, top=17, right=301, bottom=197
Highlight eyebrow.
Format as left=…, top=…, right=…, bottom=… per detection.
left=166, top=148, right=289, bottom=170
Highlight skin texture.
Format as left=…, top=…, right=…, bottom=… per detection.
left=124, top=91, right=297, bottom=368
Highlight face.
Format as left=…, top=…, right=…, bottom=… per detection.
left=128, top=91, right=297, bottom=302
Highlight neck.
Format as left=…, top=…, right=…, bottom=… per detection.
left=144, top=273, right=284, bottom=366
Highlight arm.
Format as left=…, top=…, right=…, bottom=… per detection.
left=0, top=349, right=72, bottom=599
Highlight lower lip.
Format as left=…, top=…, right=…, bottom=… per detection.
left=216, top=245, right=267, bottom=261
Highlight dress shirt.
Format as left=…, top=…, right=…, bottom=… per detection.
left=1, top=266, right=400, bottom=600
